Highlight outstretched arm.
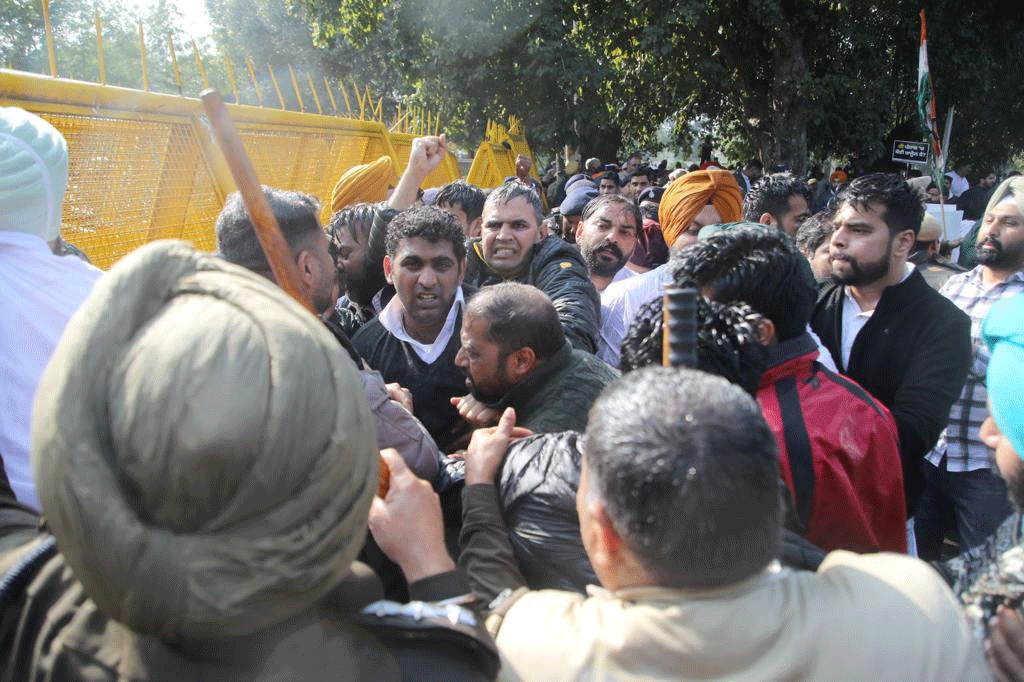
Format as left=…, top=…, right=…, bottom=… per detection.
left=387, top=134, right=449, bottom=211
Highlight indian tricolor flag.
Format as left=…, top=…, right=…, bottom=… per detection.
left=917, top=10, right=943, bottom=175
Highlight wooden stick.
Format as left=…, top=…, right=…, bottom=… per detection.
left=200, top=90, right=312, bottom=312
left=200, top=89, right=390, bottom=494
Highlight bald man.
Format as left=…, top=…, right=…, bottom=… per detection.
left=597, top=170, right=743, bottom=366
left=455, top=283, right=617, bottom=434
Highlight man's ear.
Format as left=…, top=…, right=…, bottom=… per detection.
left=506, top=346, right=537, bottom=382
left=469, top=217, right=483, bottom=239
left=759, top=212, right=776, bottom=227
left=755, top=317, right=776, bottom=346
left=892, top=229, right=916, bottom=258
left=575, top=222, right=586, bottom=243
left=383, top=255, right=394, bottom=285
left=296, top=250, right=317, bottom=288
left=456, top=257, right=467, bottom=285
left=586, top=502, right=625, bottom=569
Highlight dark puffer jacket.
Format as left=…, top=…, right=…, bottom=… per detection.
left=495, top=431, right=827, bottom=598
left=465, top=235, right=601, bottom=353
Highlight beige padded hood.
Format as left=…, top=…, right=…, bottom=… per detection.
left=31, top=240, right=377, bottom=640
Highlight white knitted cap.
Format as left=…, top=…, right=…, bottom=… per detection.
left=0, top=107, right=68, bottom=242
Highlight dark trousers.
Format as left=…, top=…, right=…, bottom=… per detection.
left=914, top=458, right=1013, bottom=560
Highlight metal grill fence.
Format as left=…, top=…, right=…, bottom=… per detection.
left=1, top=69, right=536, bottom=269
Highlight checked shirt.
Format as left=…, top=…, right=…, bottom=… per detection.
left=926, top=266, right=1024, bottom=472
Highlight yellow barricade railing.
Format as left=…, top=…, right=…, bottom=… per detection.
left=1, top=71, right=536, bottom=269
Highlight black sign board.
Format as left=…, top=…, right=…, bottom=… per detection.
left=892, top=140, right=929, bottom=164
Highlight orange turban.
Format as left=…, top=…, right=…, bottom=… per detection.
left=659, top=170, right=742, bottom=247
left=830, top=170, right=848, bottom=184
left=331, top=155, right=396, bottom=212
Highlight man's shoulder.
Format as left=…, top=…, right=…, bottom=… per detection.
left=531, top=236, right=587, bottom=272
left=351, top=317, right=389, bottom=353
left=568, top=348, right=620, bottom=383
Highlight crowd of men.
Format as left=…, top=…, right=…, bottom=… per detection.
left=4, top=105, right=1024, bottom=680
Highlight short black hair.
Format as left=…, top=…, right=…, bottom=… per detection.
left=466, top=283, right=565, bottom=361
left=628, top=166, right=655, bottom=183
left=743, top=174, right=812, bottom=223
left=744, top=159, right=764, bottom=171
left=580, top=194, right=641, bottom=229
left=598, top=171, right=621, bottom=187
left=216, top=186, right=321, bottom=277
left=325, top=202, right=397, bottom=307
left=671, top=224, right=815, bottom=342
left=484, top=182, right=544, bottom=225
left=619, top=296, right=768, bottom=396
left=836, top=173, right=925, bottom=237
left=584, top=366, right=781, bottom=589
left=385, top=206, right=467, bottom=261
left=795, top=211, right=833, bottom=255
left=435, top=180, right=486, bottom=223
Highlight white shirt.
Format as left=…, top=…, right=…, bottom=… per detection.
left=1, top=232, right=101, bottom=509
left=378, top=286, right=464, bottom=364
left=598, top=263, right=674, bottom=366
left=945, top=171, right=969, bottom=199
left=840, top=263, right=915, bottom=370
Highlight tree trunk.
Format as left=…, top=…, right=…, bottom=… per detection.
left=769, top=34, right=810, bottom=176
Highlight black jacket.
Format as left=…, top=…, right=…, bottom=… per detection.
left=811, top=268, right=972, bottom=513
left=464, top=236, right=601, bottom=354
left=352, top=286, right=475, bottom=454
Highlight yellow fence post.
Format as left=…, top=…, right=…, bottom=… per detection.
left=306, top=73, right=322, bottom=114
left=94, top=8, right=105, bottom=85
left=191, top=39, right=210, bottom=90
left=323, top=76, right=338, bottom=113
left=338, top=81, right=352, bottom=116
left=245, top=57, right=264, bottom=106
left=138, top=21, right=149, bottom=91
left=42, top=0, right=58, bottom=77
left=224, top=56, right=241, bottom=104
left=267, top=65, right=286, bottom=109
left=287, top=64, right=305, bottom=112
left=167, top=34, right=183, bottom=95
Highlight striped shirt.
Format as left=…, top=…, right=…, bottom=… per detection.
left=926, top=266, right=1024, bottom=471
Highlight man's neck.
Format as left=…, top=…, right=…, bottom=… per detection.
left=847, top=261, right=906, bottom=312
left=402, top=309, right=449, bottom=345
left=981, top=262, right=1024, bottom=288
left=591, top=273, right=614, bottom=292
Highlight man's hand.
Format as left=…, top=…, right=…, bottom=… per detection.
left=385, top=382, right=414, bottom=414
left=387, top=134, right=449, bottom=211
left=989, top=605, right=1024, bottom=682
left=450, top=394, right=501, bottom=429
left=368, top=449, right=454, bottom=583
left=464, top=407, right=533, bottom=486
left=408, top=134, right=448, bottom=177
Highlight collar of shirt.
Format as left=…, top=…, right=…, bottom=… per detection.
left=378, top=286, right=465, bottom=364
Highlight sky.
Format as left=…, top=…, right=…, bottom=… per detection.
left=126, top=0, right=213, bottom=37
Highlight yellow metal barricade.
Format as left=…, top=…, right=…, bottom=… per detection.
left=0, top=70, right=469, bottom=268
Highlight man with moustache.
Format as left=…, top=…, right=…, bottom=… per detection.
left=915, top=177, right=1024, bottom=560
left=454, top=283, right=617, bottom=435
left=352, top=206, right=474, bottom=453
left=811, top=173, right=972, bottom=518
left=597, top=169, right=743, bottom=366
left=575, top=195, right=640, bottom=292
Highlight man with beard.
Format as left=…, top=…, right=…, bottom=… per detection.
left=597, top=169, right=743, bottom=366
left=811, top=173, right=972, bottom=520
left=930, top=294, right=1024, bottom=681
left=326, top=202, right=397, bottom=336
left=352, top=207, right=474, bottom=453
left=915, top=177, right=1024, bottom=561
left=575, top=195, right=640, bottom=292
left=454, top=283, right=618, bottom=434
